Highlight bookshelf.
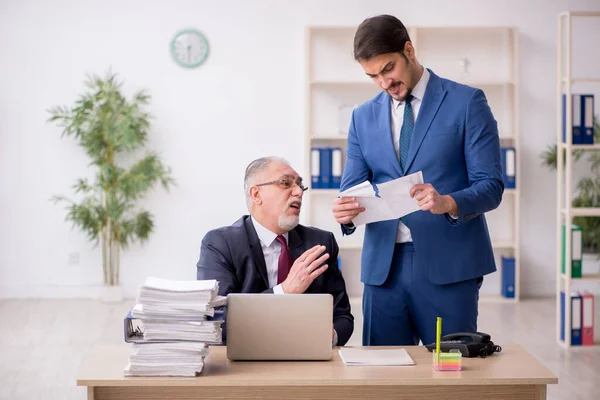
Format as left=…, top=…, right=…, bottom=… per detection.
left=304, top=25, right=520, bottom=303
left=556, top=11, right=600, bottom=348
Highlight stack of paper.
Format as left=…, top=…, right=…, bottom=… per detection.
left=124, top=342, right=209, bottom=377
left=142, top=319, right=223, bottom=342
left=124, top=277, right=224, bottom=377
left=338, top=348, right=415, bottom=366
left=133, top=277, right=220, bottom=319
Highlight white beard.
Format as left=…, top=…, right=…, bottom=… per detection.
left=278, top=213, right=299, bottom=231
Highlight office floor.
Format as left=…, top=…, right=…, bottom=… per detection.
left=0, top=298, right=597, bottom=400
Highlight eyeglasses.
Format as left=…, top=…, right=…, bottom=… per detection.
left=255, top=178, right=308, bottom=192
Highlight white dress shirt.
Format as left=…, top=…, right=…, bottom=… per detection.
left=390, top=67, right=430, bottom=243
left=251, top=217, right=286, bottom=294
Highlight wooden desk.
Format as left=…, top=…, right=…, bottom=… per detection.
left=78, top=344, right=557, bottom=400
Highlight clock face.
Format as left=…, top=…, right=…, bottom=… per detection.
left=170, top=29, right=209, bottom=68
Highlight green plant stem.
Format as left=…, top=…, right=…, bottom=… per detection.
left=102, top=226, right=108, bottom=285
left=116, top=230, right=121, bottom=286
left=108, top=217, right=114, bottom=285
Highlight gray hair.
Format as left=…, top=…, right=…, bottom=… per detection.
left=244, top=156, right=290, bottom=210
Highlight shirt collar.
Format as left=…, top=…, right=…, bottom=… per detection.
left=392, top=67, right=430, bottom=109
left=251, top=216, right=289, bottom=247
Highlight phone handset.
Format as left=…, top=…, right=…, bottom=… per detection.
left=441, top=332, right=491, bottom=343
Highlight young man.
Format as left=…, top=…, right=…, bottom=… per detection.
left=332, top=15, right=503, bottom=346
left=197, top=157, right=354, bottom=346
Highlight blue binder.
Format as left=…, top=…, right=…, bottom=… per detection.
left=560, top=291, right=582, bottom=345
left=501, top=147, right=516, bottom=189
left=571, top=293, right=583, bottom=345
left=501, top=256, right=515, bottom=298
left=311, top=148, right=321, bottom=189
left=582, top=94, right=595, bottom=145
left=562, top=94, right=583, bottom=144
left=319, top=148, right=332, bottom=189
left=331, top=147, right=343, bottom=189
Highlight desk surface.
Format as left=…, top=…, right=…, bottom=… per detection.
left=77, top=344, right=557, bottom=388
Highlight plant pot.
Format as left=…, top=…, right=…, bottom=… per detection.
left=98, top=285, right=124, bottom=303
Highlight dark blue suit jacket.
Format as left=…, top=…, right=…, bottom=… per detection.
left=341, top=69, right=504, bottom=286
left=196, top=215, right=354, bottom=346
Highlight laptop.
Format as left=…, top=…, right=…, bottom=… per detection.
left=226, top=293, right=333, bottom=361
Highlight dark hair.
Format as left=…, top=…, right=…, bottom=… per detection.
left=353, top=15, right=411, bottom=61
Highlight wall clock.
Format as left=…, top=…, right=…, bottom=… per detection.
left=170, top=28, right=209, bottom=68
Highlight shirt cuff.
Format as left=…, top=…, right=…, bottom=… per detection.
left=333, top=329, right=338, bottom=347
left=449, top=213, right=459, bottom=220
left=273, top=284, right=285, bottom=294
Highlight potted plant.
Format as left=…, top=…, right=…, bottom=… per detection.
left=48, top=71, right=175, bottom=301
left=540, top=118, right=600, bottom=270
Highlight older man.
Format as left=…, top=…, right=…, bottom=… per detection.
left=196, top=156, right=354, bottom=346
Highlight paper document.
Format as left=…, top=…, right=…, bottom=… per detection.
left=338, top=348, right=415, bottom=366
left=339, top=171, right=424, bottom=226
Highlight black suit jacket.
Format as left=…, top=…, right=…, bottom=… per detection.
left=196, top=215, right=354, bottom=346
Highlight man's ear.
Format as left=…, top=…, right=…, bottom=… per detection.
left=404, top=41, right=415, bottom=60
left=249, top=186, right=262, bottom=205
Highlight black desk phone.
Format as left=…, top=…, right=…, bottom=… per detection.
left=425, top=332, right=502, bottom=358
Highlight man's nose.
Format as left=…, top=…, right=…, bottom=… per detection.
left=292, top=183, right=304, bottom=196
left=381, top=77, right=393, bottom=90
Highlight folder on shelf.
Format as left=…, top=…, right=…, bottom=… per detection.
left=319, top=148, right=332, bottom=189
left=560, top=291, right=583, bottom=346
left=331, top=147, right=343, bottom=189
left=581, top=292, right=594, bottom=345
left=582, top=94, right=595, bottom=145
left=311, top=148, right=321, bottom=189
left=501, top=147, right=516, bottom=189
left=501, top=256, right=515, bottom=298
left=572, top=293, right=583, bottom=345
left=562, top=94, right=582, bottom=144
left=561, top=224, right=583, bottom=278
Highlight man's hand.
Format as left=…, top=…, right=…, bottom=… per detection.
left=332, top=196, right=366, bottom=225
left=281, top=245, right=329, bottom=294
left=409, top=183, right=458, bottom=215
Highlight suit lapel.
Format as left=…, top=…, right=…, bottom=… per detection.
left=405, top=70, right=447, bottom=173
left=287, top=228, right=304, bottom=264
left=244, top=217, right=270, bottom=288
left=374, top=95, right=403, bottom=177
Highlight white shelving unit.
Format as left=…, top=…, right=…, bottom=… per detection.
left=556, top=11, right=600, bottom=348
left=304, top=25, right=520, bottom=303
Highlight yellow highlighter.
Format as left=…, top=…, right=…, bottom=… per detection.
left=436, top=317, right=442, bottom=363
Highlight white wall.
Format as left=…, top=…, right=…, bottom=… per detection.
left=2, top=0, right=600, bottom=299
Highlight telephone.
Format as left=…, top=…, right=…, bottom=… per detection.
left=425, top=332, right=502, bottom=358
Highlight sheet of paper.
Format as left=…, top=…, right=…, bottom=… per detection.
left=142, top=277, right=218, bottom=293
left=339, top=171, right=424, bottom=226
left=338, top=348, right=415, bottom=366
